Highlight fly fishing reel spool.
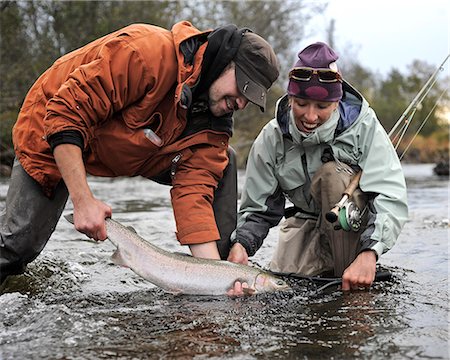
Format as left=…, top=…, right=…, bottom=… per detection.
left=326, top=197, right=363, bottom=232
left=337, top=200, right=362, bottom=232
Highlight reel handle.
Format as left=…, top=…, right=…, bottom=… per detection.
left=326, top=207, right=339, bottom=223
left=343, top=170, right=362, bottom=197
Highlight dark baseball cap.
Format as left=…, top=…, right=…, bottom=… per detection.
left=234, top=31, right=279, bottom=112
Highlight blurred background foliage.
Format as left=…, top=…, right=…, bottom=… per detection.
left=1, top=0, right=448, bottom=170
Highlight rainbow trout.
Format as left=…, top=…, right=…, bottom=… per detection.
left=65, top=215, right=289, bottom=296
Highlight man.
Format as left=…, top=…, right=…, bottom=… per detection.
left=0, top=21, right=279, bottom=284
left=228, top=42, right=408, bottom=292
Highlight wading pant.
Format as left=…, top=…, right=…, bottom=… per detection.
left=269, top=161, right=368, bottom=277
left=0, top=159, right=69, bottom=283
left=0, top=149, right=237, bottom=283
left=212, top=147, right=237, bottom=259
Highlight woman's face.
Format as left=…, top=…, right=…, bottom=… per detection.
left=289, top=96, right=339, bottom=133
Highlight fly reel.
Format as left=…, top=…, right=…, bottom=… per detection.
left=337, top=201, right=362, bottom=232
left=325, top=170, right=363, bottom=232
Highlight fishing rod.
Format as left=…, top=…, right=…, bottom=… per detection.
left=389, top=54, right=449, bottom=146
left=398, top=88, right=448, bottom=161
left=249, top=259, right=393, bottom=292
left=268, top=268, right=392, bottom=294
left=326, top=54, right=450, bottom=231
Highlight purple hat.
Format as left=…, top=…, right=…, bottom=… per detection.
left=287, top=42, right=343, bottom=102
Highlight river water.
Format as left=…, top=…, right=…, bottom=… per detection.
left=0, top=163, right=448, bottom=359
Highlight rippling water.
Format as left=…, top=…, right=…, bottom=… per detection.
left=0, top=163, right=448, bottom=359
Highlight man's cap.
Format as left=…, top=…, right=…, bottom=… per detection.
left=287, top=42, right=343, bottom=102
left=234, top=31, right=279, bottom=112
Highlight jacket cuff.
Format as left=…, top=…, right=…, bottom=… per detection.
left=359, top=239, right=382, bottom=260
left=48, top=130, right=84, bottom=152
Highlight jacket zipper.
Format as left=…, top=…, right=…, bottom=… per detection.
left=170, top=153, right=182, bottom=179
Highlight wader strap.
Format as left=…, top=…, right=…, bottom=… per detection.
left=284, top=205, right=319, bottom=219
left=301, top=154, right=313, bottom=206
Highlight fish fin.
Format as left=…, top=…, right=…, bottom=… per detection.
left=126, top=226, right=137, bottom=233
left=165, top=288, right=183, bottom=296
left=242, top=286, right=256, bottom=296
left=111, top=248, right=128, bottom=268
left=173, top=252, right=192, bottom=257
left=64, top=213, right=74, bottom=224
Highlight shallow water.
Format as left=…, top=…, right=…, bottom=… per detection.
left=0, top=163, right=448, bottom=359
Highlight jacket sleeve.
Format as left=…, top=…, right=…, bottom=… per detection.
left=357, top=108, right=409, bottom=257
left=43, top=31, right=169, bottom=149
left=231, top=124, right=286, bottom=256
left=170, top=136, right=229, bottom=245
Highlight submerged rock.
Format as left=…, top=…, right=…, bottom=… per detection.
left=433, top=160, right=449, bottom=176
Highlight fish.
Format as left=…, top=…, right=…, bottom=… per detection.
left=64, top=214, right=290, bottom=296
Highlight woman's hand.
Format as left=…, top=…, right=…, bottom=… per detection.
left=227, top=243, right=248, bottom=265
left=341, top=250, right=377, bottom=291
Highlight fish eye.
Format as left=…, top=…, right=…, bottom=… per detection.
left=276, top=279, right=286, bottom=286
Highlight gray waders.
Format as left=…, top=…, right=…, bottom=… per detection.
left=0, top=159, right=69, bottom=284
left=212, top=147, right=238, bottom=259
left=270, top=161, right=368, bottom=277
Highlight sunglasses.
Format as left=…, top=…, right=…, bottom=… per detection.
left=289, top=67, right=342, bottom=83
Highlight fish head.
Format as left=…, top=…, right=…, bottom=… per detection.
left=253, top=272, right=290, bottom=293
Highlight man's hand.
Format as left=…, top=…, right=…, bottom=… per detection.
left=225, top=243, right=253, bottom=297
left=227, top=243, right=248, bottom=265
left=341, top=250, right=377, bottom=291
left=54, top=144, right=111, bottom=240
left=188, top=242, right=254, bottom=296
left=73, top=197, right=112, bottom=241
left=226, top=281, right=255, bottom=297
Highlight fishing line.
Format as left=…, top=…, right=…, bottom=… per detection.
left=399, top=89, right=448, bottom=160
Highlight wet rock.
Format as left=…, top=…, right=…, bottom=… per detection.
left=433, top=160, right=449, bottom=176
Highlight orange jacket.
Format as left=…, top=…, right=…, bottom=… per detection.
left=13, top=21, right=230, bottom=245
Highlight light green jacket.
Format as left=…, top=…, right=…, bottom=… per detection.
left=232, top=82, right=408, bottom=257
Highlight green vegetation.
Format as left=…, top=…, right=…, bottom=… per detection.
left=1, top=0, right=448, bottom=170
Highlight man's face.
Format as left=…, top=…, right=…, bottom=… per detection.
left=208, top=66, right=249, bottom=117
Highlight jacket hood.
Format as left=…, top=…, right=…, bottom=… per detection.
left=192, top=24, right=245, bottom=97
left=171, top=21, right=210, bottom=89
left=171, top=22, right=244, bottom=100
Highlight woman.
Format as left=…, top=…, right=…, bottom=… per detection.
left=228, top=42, right=408, bottom=292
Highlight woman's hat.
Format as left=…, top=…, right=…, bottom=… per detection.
left=287, top=42, right=343, bottom=102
